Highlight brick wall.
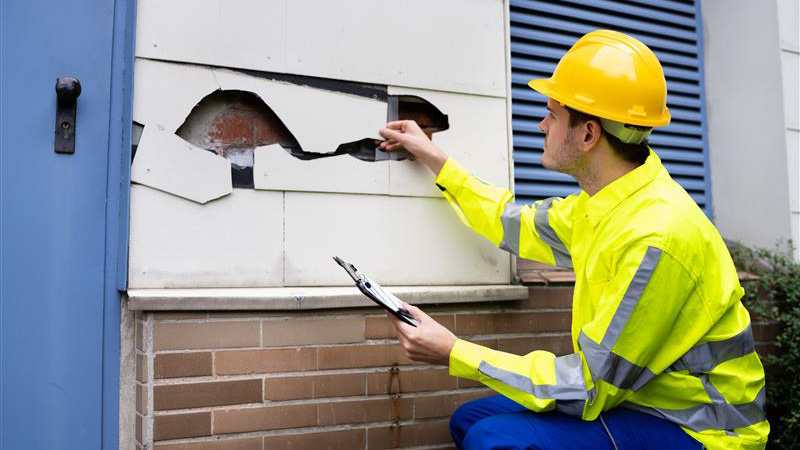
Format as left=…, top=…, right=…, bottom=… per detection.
left=132, top=285, right=574, bottom=449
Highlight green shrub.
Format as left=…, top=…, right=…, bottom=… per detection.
left=730, top=241, right=800, bottom=449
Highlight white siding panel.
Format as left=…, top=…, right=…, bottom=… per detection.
left=284, top=192, right=510, bottom=286
left=789, top=129, right=800, bottom=212
left=132, top=58, right=219, bottom=132
left=253, top=144, right=390, bottom=195
left=128, top=186, right=284, bottom=288
left=777, top=0, right=799, bottom=52
left=793, top=212, right=800, bottom=261
left=135, top=0, right=287, bottom=72
left=285, top=0, right=506, bottom=97
left=781, top=51, right=800, bottom=130
left=387, top=86, right=511, bottom=198
left=132, top=125, right=233, bottom=204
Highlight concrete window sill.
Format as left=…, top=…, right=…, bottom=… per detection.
left=126, top=285, right=528, bottom=311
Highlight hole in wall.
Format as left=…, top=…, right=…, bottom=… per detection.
left=137, top=88, right=451, bottom=188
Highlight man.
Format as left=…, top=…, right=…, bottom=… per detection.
left=377, top=30, right=768, bottom=450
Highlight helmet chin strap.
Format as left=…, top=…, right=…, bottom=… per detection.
left=600, top=118, right=653, bottom=144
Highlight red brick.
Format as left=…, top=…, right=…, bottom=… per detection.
left=137, top=384, right=148, bottom=414
left=752, top=322, right=781, bottom=342
left=137, top=354, right=148, bottom=383
left=154, top=352, right=213, bottom=379
left=262, top=317, right=365, bottom=346
left=136, top=321, right=145, bottom=351
left=318, top=398, right=412, bottom=425
left=367, top=368, right=456, bottom=395
left=318, top=344, right=412, bottom=370
left=208, top=113, right=254, bottom=146
left=213, top=405, right=317, bottom=434
left=154, top=437, right=262, bottom=450
left=154, top=412, right=211, bottom=441
left=264, top=429, right=365, bottom=450
left=154, top=379, right=262, bottom=411
left=522, top=286, right=574, bottom=309
left=215, top=347, right=317, bottom=375
left=154, top=322, right=260, bottom=351
left=253, top=110, right=293, bottom=146
left=264, top=372, right=366, bottom=400
left=366, top=314, right=455, bottom=339
left=367, top=420, right=452, bottom=449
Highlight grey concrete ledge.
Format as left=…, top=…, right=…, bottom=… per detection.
left=126, top=285, right=528, bottom=311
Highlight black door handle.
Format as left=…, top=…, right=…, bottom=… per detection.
left=55, top=76, right=81, bottom=154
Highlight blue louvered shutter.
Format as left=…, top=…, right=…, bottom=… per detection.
left=510, top=0, right=713, bottom=216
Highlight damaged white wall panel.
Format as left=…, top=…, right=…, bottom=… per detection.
left=133, top=58, right=219, bottom=133
left=286, top=0, right=507, bottom=97
left=135, top=0, right=505, bottom=97
left=388, top=86, right=511, bottom=198
left=253, top=145, right=390, bottom=195
left=135, top=0, right=287, bottom=74
left=213, top=68, right=386, bottom=154
left=128, top=185, right=284, bottom=288
left=284, top=192, right=510, bottom=286
left=132, top=125, right=232, bottom=204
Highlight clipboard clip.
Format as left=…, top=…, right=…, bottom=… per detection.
left=333, top=256, right=419, bottom=327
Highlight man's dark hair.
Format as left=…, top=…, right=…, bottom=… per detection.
left=564, top=106, right=650, bottom=165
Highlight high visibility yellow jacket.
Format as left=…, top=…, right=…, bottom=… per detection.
left=436, top=150, right=768, bottom=450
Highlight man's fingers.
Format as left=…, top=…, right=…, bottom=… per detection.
left=385, top=120, right=409, bottom=130
left=383, top=142, right=404, bottom=151
left=379, top=127, right=403, bottom=141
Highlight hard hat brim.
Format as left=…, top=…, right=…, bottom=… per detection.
left=528, top=78, right=671, bottom=128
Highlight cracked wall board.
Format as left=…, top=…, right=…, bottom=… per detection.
left=132, top=124, right=232, bottom=204
left=285, top=0, right=506, bottom=97
left=135, top=0, right=287, bottom=73
left=213, top=68, right=387, bottom=154
left=387, top=86, right=511, bottom=198
left=253, top=144, right=390, bottom=195
left=128, top=185, right=284, bottom=288
left=284, top=192, right=510, bottom=286
left=132, top=58, right=220, bottom=133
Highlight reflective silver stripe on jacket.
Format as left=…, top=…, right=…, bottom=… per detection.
left=534, top=198, right=573, bottom=268
left=578, top=247, right=661, bottom=391
left=622, top=385, right=766, bottom=432
left=477, top=354, right=589, bottom=401
left=667, top=324, right=756, bottom=374
left=499, top=202, right=523, bottom=255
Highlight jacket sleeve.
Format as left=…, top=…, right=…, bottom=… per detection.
left=434, top=157, right=579, bottom=268
left=448, top=243, right=711, bottom=419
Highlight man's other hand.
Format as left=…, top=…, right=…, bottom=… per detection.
left=388, top=302, right=458, bottom=366
left=378, top=120, right=448, bottom=176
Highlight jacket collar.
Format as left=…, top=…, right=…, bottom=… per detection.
left=583, top=149, right=664, bottom=227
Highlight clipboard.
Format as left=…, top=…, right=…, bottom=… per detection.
left=333, top=256, right=419, bottom=327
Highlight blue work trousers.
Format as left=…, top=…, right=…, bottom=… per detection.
left=450, top=395, right=704, bottom=450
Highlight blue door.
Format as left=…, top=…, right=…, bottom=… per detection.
left=1, top=0, right=135, bottom=448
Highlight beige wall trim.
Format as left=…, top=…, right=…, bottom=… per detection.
left=127, top=285, right=528, bottom=311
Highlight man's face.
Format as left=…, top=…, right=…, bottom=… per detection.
left=538, top=99, right=583, bottom=175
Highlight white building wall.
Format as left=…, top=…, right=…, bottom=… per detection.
left=702, top=0, right=795, bottom=254
left=129, top=0, right=514, bottom=288
left=776, top=0, right=800, bottom=259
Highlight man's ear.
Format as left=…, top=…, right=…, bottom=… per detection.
left=582, top=119, right=603, bottom=151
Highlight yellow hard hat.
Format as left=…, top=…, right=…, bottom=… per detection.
left=529, top=30, right=670, bottom=128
